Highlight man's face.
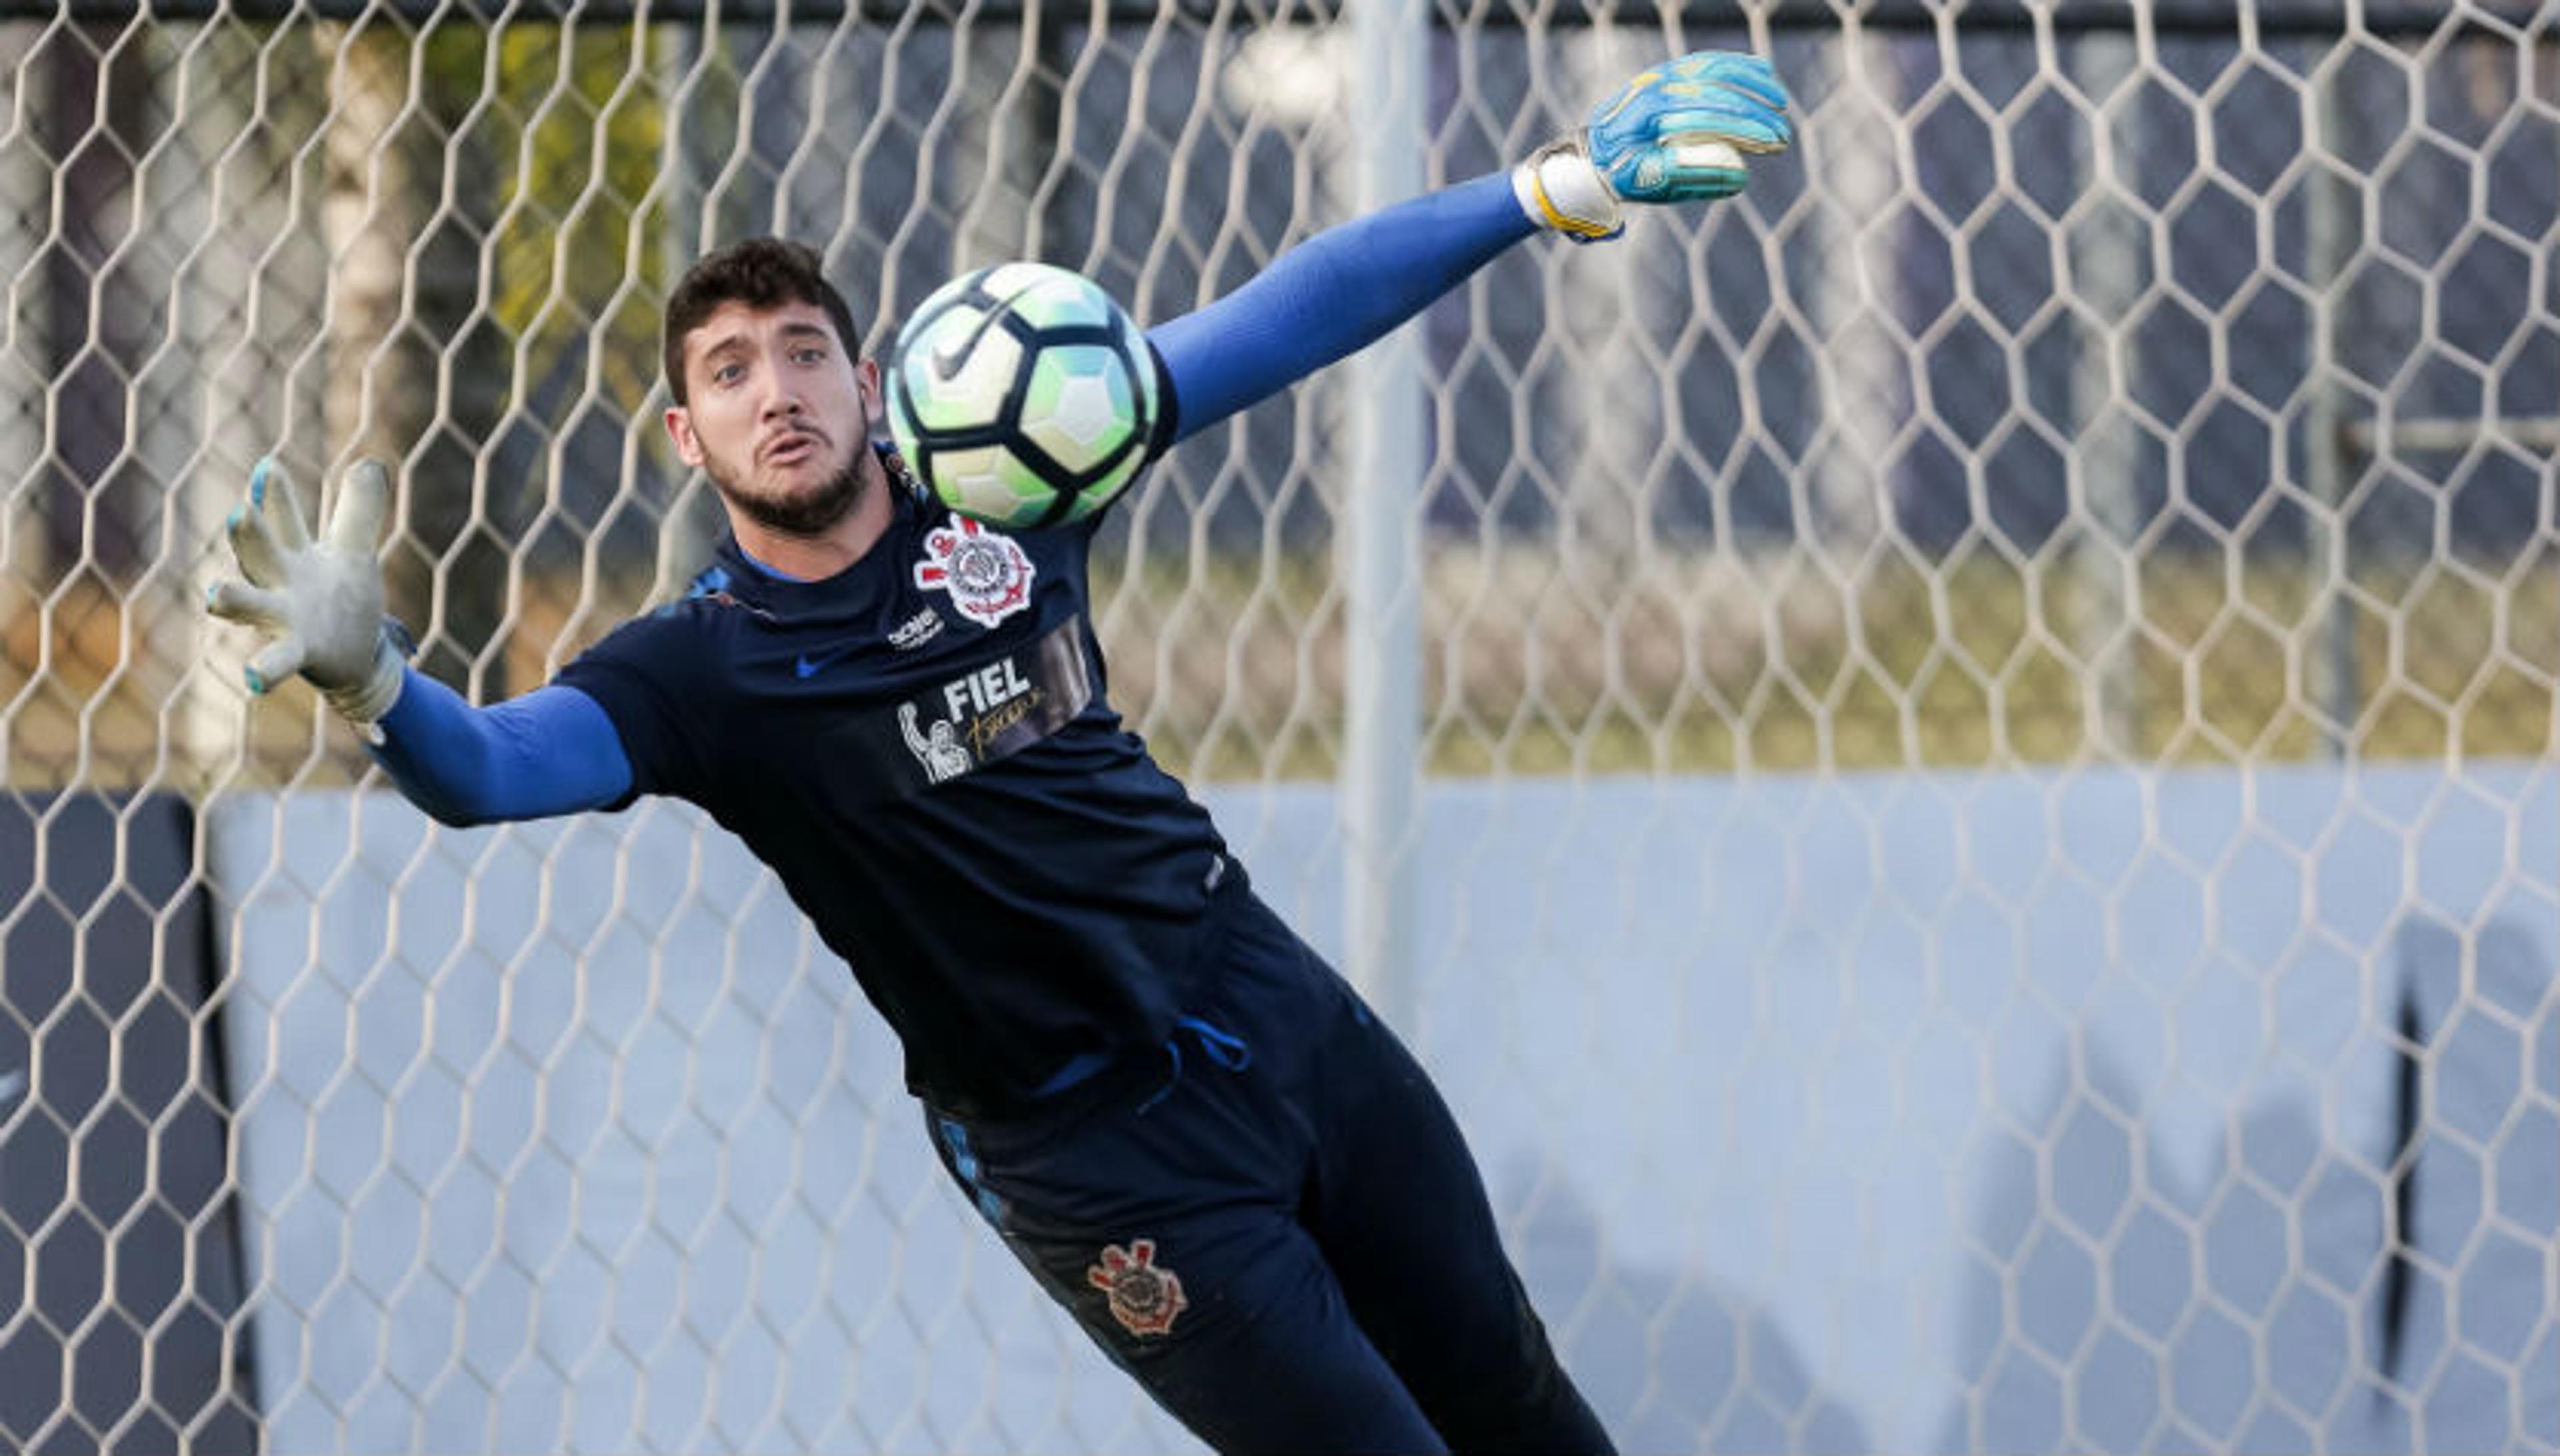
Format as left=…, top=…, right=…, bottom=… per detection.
left=665, top=299, right=879, bottom=536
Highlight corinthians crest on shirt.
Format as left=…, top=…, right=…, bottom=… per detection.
left=913, top=513, right=1034, bottom=627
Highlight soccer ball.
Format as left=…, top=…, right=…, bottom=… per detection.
left=885, top=262, right=1161, bottom=530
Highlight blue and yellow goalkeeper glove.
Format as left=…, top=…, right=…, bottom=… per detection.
left=1514, top=51, right=1793, bottom=243
left=206, top=457, right=408, bottom=738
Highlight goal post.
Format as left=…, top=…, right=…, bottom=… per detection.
left=1, top=3, right=2553, bottom=1451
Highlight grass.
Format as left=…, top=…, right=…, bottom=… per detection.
left=5, top=537, right=2552, bottom=795
left=1087, top=536, right=2556, bottom=781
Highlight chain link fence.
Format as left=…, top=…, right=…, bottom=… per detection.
left=1, top=2, right=2553, bottom=1451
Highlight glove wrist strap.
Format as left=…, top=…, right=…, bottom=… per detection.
left=1513, top=135, right=1623, bottom=242
left=321, top=629, right=407, bottom=741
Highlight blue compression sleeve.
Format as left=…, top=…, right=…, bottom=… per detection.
left=370, top=667, right=633, bottom=826
left=1147, top=172, right=1535, bottom=443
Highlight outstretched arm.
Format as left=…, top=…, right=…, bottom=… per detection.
left=369, top=671, right=631, bottom=826
left=1149, top=50, right=1792, bottom=444
left=1147, top=175, right=1531, bottom=444
left=208, top=457, right=634, bottom=827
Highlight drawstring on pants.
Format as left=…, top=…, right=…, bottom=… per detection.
left=1136, top=1015, right=1251, bottom=1115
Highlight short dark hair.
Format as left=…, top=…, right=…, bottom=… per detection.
left=662, top=237, right=862, bottom=406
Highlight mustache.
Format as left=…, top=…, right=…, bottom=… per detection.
left=760, top=425, right=826, bottom=461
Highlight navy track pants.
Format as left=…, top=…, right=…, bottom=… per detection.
left=926, top=888, right=1612, bottom=1455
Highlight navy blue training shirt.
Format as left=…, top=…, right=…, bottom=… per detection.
left=371, top=177, right=1542, bottom=1114
left=555, top=453, right=1229, bottom=1115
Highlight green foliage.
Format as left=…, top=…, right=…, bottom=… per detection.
left=425, top=17, right=670, bottom=421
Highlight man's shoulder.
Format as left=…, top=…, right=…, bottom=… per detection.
left=635, top=558, right=788, bottom=631
left=567, top=565, right=767, bottom=679
left=662, top=560, right=778, bottom=617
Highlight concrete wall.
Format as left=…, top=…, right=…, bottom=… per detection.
left=207, top=762, right=2557, bottom=1453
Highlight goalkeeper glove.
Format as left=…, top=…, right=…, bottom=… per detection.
left=205, top=457, right=408, bottom=739
left=1514, top=50, right=1793, bottom=243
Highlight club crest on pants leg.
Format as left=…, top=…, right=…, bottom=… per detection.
left=1087, top=1238, right=1187, bottom=1337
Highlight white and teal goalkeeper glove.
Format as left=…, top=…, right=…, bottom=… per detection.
left=205, top=457, right=407, bottom=739
left=1514, top=51, right=1793, bottom=243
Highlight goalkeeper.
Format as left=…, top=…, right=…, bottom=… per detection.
left=211, top=53, right=1788, bottom=1454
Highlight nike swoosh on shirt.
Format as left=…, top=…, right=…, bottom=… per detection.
left=932, top=283, right=1040, bottom=382
left=795, top=645, right=859, bottom=679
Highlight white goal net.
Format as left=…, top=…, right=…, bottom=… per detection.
left=1, top=2, right=2553, bottom=1451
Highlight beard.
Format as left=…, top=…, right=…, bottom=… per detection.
left=709, top=447, right=869, bottom=538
